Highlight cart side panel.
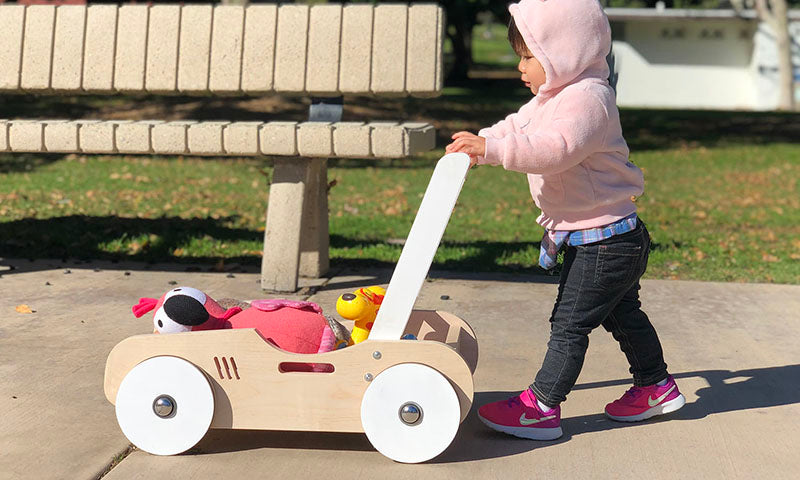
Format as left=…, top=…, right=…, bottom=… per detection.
left=104, top=330, right=474, bottom=431
left=404, top=310, right=478, bottom=374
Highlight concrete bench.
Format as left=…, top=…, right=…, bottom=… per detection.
left=0, top=3, right=444, bottom=291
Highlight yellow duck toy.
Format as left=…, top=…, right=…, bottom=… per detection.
left=335, top=286, right=386, bottom=346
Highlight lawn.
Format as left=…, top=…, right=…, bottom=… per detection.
left=1, top=24, right=799, bottom=283
left=1, top=102, right=799, bottom=284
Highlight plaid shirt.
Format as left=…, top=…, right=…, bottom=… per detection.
left=539, top=213, right=639, bottom=269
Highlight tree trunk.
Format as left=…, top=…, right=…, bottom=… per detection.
left=756, top=0, right=795, bottom=111
left=772, top=0, right=795, bottom=110
left=446, top=15, right=474, bottom=82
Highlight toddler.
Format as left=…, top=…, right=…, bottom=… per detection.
left=446, top=0, right=685, bottom=440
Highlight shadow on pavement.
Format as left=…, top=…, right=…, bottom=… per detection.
left=128, top=364, right=799, bottom=462
left=571, top=364, right=800, bottom=422
left=191, top=429, right=373, bottom=455
left=441, top=364, right=800, bottom=462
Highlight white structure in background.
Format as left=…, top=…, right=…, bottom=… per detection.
left=607, top=7, right=800, bottom=110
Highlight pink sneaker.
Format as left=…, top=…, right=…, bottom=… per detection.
left=478, top=389, right=562, bottom=440
left=605, top=375, right=686, bottom=422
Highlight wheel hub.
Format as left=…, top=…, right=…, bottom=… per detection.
left=152, top=395, right=176, bottom=418
left=398, top=402, right=423, bottom=426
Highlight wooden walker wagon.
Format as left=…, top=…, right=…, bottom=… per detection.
left=104, top=153, right=478, bottom=463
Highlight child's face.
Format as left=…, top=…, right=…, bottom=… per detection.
left=518, top=49, right=546, bottom=94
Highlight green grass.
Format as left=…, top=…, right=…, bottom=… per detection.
left=2, top=59, right=800, bottom=284
left=471, top=23, right=519, bottom=68
left=1, top=134, right=799, bottom=283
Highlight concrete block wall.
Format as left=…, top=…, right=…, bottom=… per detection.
left=3, top=120, right=435, bottom=159
left=0, top=3, right=444, bottom=97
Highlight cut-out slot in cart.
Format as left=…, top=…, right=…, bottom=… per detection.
left=104, top=153, right=477, bottom=463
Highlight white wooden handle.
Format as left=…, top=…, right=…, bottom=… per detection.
left=368, top=153, right=470, bottom=340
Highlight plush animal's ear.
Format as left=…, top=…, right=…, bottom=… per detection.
left=221, top=306, right=243, bottom=320
left=132, top=297, right=158, bottom=318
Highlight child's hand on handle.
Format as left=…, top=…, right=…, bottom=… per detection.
left=446, top=131, right=485, bottom=167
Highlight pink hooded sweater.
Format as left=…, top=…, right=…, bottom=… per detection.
left=477, top=0, right=643, bottom=231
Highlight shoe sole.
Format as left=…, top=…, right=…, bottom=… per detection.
left=478, top=415, right=563, bottom=440
left=605, top=393, right=686, bottom=422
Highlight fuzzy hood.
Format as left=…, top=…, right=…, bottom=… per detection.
left=509, top=0, right=611, bottom=95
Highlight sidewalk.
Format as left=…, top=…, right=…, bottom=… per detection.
left=2, top=258, right=799, bottom=480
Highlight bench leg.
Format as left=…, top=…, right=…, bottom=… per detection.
left=261, top=158, right=309, bottom=292
left=299, top=158, right=329, bottom=278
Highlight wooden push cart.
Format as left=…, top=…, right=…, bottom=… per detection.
left=104, top=153, right=478, bottom=463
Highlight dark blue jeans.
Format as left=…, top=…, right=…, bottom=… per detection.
left=530, top=221, right=668, bottom=408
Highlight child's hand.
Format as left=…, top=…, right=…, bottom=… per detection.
left=446, top=132, right=485, bottom=166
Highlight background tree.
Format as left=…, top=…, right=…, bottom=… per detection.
left=438, top=0, right=509, bottom=81
left=752, top=0, right=796, bottom=110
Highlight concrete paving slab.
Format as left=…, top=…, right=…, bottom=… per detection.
left=2, top=260, right=799, bottom=479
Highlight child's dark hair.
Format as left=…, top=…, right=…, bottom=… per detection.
left=507, top=17, right=530, bottom=56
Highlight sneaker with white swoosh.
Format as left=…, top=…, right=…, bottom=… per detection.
left=605, top=375, right=686, bottom=422
left=478, top=389, right=562, bottom=440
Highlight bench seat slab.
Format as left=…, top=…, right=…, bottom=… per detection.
left=4, top=120, right=435, bottom=159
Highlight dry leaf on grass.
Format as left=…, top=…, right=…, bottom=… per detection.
left=15, top=304, right=34, bottom=314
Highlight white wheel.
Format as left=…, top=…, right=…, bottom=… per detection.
left=115, top=356, right=214, bottom=455
left=361, top=363, right=461, bottom=463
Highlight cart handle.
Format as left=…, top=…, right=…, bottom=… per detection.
left=368, top=153, right=471, bottom=341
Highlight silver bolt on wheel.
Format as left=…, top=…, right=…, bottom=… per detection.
left=152, top=395, right=176, bottom=418
left=398, top=402, right=423, bottom=426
